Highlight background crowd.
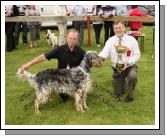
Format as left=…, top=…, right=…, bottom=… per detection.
left=5, top=5, right=154, bottom=52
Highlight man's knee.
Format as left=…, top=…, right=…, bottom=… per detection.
left=128, top=69, right=137, bottom=81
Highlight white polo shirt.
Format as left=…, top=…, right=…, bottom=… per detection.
left=99, top=34, right=140, bottom=68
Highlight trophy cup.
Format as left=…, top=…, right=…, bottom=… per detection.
left=115, top=38, right=127, bottom=72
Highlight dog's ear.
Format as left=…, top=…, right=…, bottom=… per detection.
left=86, top=51, right=98, bottom=60
left=84, top=52, right=94, bottom=68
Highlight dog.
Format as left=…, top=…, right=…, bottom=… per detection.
left=46, top=29, right=58, bottom=47
left=17, top=51, right=104, bottom=114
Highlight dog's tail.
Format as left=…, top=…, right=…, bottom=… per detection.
left=16, top=68, right=36, bottom=88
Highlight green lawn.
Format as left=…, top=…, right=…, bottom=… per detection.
left=5, top=25, right=155, bottom=125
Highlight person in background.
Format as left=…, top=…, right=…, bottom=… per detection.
left=99, top=5, right=116, bottom=44
left=115, top=5, right=128, bottom=16
left=92, top=5, right=103, bottom=48
left=56, top=5, right=73, bottom=46
left=25, top=5, right=40, bottom=48
left=72, top=5, right=88, bottom=46
left=129, top=5, right=153, bottom=39
left=5, top=5, right=19, bottom=52
left=15, top=5, right=28, bottom=47
left=115, top=5, right=128, bottom=26
left=99, top=21, right=140, bottom=102
left=36, top=18, right=41, bottom=41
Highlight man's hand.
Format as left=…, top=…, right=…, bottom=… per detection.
left=20, top=62, right=32, bottom=74
left=20, top=54, right=46, bottom=74
left=123, top=61, right=129, bottom=70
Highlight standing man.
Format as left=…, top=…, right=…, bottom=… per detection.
left=56, top=5, right=72, bottom=46
left=99, top=5, right=116, bottom=44
left=72, top=5, right=88, bottom=46
left=15, top=5, right=28, bottom=47
left=20, top=29, right=86, bottom=103
left=92, top=5, right=103, bottom=48
left=5, top=5, right=19, bottom=52
left=99, top=21, right=140, bottom=102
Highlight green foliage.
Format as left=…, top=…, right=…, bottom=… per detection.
left=5, top=26, right=155, bottom=125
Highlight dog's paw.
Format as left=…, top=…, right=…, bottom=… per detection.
left=77, top=107, right=85, bottom=113
left=78, top=109, right=85, bottom=113
left=80, top=109, right=85, bottom=113
left=84, top=106, right=89, bottom=109
left=83, top=104, right=88, bottom=109
left=35, top=110, right=42, bottom=115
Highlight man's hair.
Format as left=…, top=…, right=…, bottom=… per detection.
left=113, top=21, right=125, bottom=27
left=67, top=28, right=80, bottom=39
left=66, top=28, right=80, bottom=45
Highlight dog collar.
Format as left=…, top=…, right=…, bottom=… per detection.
left=78, top=66, right=88, bottom=76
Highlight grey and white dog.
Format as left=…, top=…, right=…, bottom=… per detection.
left=46, top=29, right=58, bottom=47
left=17, top=51, right=104, bottom=114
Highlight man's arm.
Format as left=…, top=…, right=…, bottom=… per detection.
left=127, top=38, right=141, bottom=67
left=98, top=40, right=110, bottom=59
left=20, top=54, right=46, bottom=73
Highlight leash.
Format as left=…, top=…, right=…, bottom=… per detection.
left=78, top=66, right=88, bottom=76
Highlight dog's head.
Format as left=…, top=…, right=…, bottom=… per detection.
left=46, top=29, right=52, bottom=39
left=46, top=29, right=51, bottom=35
left=85, top=51, right=104, bottom=68
left=80, top=51, right=104, bottom=72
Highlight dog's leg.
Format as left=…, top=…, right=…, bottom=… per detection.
left=83, top=95, right=88, bottom=109
left=74, top=93, right=80, bottom=111
left=51, top=39, right=55, bottom=47
left=34, top=98, right=41, bottom=115
left=34, top=91, right=44, bottom=114
left=74, top=93, right=84, bottom=112
left=47, top=39, right=51, bottom=45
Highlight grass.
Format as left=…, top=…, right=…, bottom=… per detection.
left=5, top=25, right=155, bottom=125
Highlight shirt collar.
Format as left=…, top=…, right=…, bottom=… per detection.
left=115, top=34, right=127, bottom=41
left=65, top=44, right=78, bottom=53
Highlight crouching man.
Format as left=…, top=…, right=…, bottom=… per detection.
left=98, top=21, right=140, bottom=102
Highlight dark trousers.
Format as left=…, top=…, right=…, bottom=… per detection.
left=15, top=22, right=28, bottom=46
left=104, top=21, right=114, bottom=43
left=73, top=21, right=85, bottom=46
left=93, top=23, right=103, bottom=45
left=112, top=65, right=138, bottom=99
left=36, top=25, right=41, bottom=40
left=28, top=25, right=37, bottom=41
left=5, top=22, right=16, bottom=52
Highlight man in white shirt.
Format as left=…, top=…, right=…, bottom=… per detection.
left=99, top=21, right=140, bottom=102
